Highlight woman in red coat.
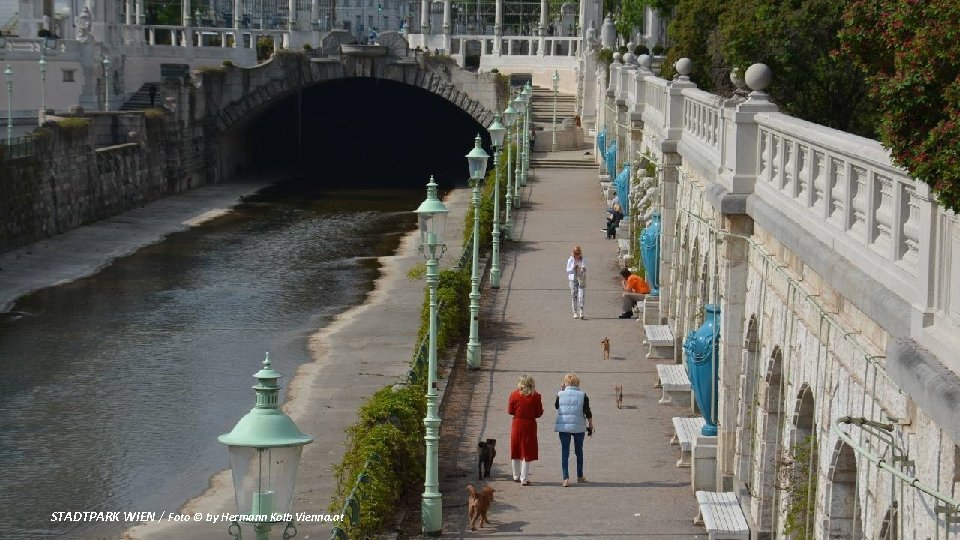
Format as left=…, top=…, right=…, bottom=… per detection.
left=508, top=374, right=544, bottom=485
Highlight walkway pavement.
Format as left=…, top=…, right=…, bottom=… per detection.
left=431, top=148, right=706, bottom=538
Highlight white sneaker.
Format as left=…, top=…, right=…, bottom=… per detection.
left=578, top=311, right=585, bottom=320
left=572, top=313, right=580, bottom=319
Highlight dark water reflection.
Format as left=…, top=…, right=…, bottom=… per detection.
left=0, top=178, right=424, bottom=539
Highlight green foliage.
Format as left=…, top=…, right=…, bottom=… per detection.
left=222, top=59, right=235, bottom=68
left=616, top=0, right=646, bottom=43
left=58, top=118, right=90, bottom=130
left=663, top=0, right=875, bottom=137
left=839, top=0, right=960, bottom=213
left=597, top=47, right=614, bottom=67
left=781, top=434, right=817, bottom=539
left=143, top=108, right=165, bottom=119
left=303, top=43, right=313, bottom=51
left=256, top=37, right=275, bottom=62
left=329, top=385, right=426, bottom=538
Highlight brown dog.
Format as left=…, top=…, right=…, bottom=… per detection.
left=467, top=484, right=495, bottom=531
left=614, top=384, right=623, bottom=409
left=600, top=337, right=611, bottom=360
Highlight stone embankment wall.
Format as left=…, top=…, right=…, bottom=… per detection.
left=0, top=95, right=211, bottom=255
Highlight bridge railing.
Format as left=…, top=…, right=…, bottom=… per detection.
left=141, top=24, right=288, bottom=51
left=448, top=34, right=580, bottom=58
left=679, top=87, right=723, bottom=165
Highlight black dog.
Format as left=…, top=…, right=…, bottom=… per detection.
left=478, top=439, right=497, bottom=480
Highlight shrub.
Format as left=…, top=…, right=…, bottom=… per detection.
left=652, top=44, right=665, bottom=55
left=222, top=59, right=234, bottom=68
left=635, top=45, right=649, bottom=55
left=597, top=47, right=614, bottom=66
left=256, top=36, right=274, bottom=62
left=303, top=43, right=313, bottom=51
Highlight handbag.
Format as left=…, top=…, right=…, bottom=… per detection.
left=575, top=268, right=587, bottom=288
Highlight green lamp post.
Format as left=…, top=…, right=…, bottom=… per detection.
left=465, top=134, right=489, bottom=369
left=4, top=65, right=12, bottom=147
left=487, top=115, right=506, bottom=288
left=521, top=82, right=533, bottom=186
left=551, top=70, right=560, bottom=152
left=102, top=56, right=111, bottom=111
left=415, top=177, right=449, bottom=535
left=511, top=92, right=526, bottom=207
left=502, top=101, right=518, bottom=240
left=39, top=49, right=47, bottom=124
left=219, top=354, right=314, bottom=540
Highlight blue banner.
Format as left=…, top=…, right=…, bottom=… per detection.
left=597, top=129, right=606, bottom=158
left=605, top=141, right=617, bottom=178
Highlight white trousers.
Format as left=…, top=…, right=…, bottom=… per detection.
left=568, top=280, right=584, bottom=315
left=511, top=459, right=531, bottom=482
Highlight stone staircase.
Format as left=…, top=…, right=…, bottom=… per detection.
left=529, top=85, right=576, bottom=126
left=529, top=156, right=596, bottom=169
left=120, top=82, right=166, bottom=111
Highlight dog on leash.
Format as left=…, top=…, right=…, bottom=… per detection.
left=614, top=385, right=623, bottom=409
left=478, top=439, right=497, bottom=480
left=466, top=484, right=496, bottom=531
left=600, top=337, right=611, bottom=360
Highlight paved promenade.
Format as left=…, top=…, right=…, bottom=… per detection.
left=432, top=149, right=705, bottom=538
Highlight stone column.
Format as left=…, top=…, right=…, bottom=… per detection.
left=494, top=0, right=502, bottom=54
left=717, top=214, right=751, bottom=492
left=181, top=0, right=191, bottom=27
left=234, top=0, right=241, bottom=29
left=538, top=0, right=547, bottom=56
left=421, top=0, right=429, bottom=33
left=311, top=0, right=319, bottom=29
left=125, top=0, right=133, bottom=24
left=289, top=0, right=296, bottom=30
left=658, top=151, right=680, bottom=327
left=136, top=0, right=144, bottom=24
left=442, top=0, right=450, bottom=34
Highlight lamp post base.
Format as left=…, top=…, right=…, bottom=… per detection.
left=467, top=341, right=481, bottom=369
left=490, top=267, right=501, bottom=288
left=422, top=494, right=443, bottom=535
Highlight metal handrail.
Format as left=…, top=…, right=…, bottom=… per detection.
left=329, top=453, right=380, bottom=540
left=2, top=135, right=35, bottom=159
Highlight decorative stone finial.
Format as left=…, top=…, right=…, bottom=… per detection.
left=612, top=52, right=622, bottom=64
left=638, top=54, right=652, bottom=71
left=745, top=63, right=772, bottom=92
left=623, top=52, right=636, bottom=66
left=627, top=41, right=635, bottom=52
left=675, top=58, right=693, bottom=78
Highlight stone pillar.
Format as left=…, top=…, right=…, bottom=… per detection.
left=181, top=0, right=191, bottom=27
left=717, top=214, right=751, bottom=492
left=125, top=0, right=133, bottom=24
left=692, top=435, right=718, bottom=492
left=494, top=0, right=502, bottom=52
left=659, top=151, right=680, bottom=326
left=539, top=0, right=547, bottom=56
left=289, top=0, right=296, bottom=30
left=421, top=0, right=429, bottom=33
left=311, top=0, right=319, bottom=29
left=442, top=0, right=450, bottom=34
left=136, top=0, right=144, bottom=24
left=234, top=0, right=241, bottom=29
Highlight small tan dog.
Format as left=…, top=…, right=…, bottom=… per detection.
left=614, top=385, right=623, bottom=409
left=600, top=337, right=611, bottom=360
left=467, top=484, right=495, bottom=531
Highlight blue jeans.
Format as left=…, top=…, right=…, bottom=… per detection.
left=558, top=431, right=585, bottom=480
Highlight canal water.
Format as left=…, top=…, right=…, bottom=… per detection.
left=0, top=177, right=426, bottom=539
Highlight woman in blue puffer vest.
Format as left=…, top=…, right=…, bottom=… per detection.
left=554, top=373, right=594, bottom=487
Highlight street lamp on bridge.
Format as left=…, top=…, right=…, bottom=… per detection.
left=4, top=65, right=12, bottom=147
left=415, top=177, right=449, bottom=535
left=465, top=134, right=489, bottom=369
left=39, top=49, right=47, bottom=125
left=102, top=56, right=111, bottom=111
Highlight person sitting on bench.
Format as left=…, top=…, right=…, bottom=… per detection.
left=605, top=202, right=624, bottom=239
left=618, top=268, right=650, bottom=318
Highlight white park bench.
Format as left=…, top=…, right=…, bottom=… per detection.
left=670, top=416, right=706, bottom=467
left=644, top=324, right=675, bottom=359
left=643, top=296, right=661, bottom=324
left=656, top=363, right=691, bottom=407
left=694, top=491, right=750, bottom=540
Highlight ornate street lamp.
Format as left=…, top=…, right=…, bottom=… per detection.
left=219, top=354, right=314, bottom=540
left=487, top=115, right=506, bottom=288
left=511, top=92, right=526, bottom=205
left=39, top=49, right=47, bottom=124
left=465, top=134, right=489, bottom=369
left=520, top=82, right=533, bottom=185
left=4, top=65, right=11, bottom=147
left=102, top=56, right=111, bottom=111
left=551, top=70, right=560, bottom=152
left=502, top=101, right=517, bottom=240
left=415, top=177, right=449, bottom=535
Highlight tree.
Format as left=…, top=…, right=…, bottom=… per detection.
left=839, top=0, right=960, bottom=213
left=660, top=0, right=726, bottom=92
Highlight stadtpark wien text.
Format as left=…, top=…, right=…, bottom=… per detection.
left=50, top=511, right=344, bottom=523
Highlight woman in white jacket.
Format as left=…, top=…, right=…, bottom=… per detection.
left=566, top=245, right=586, bottom=318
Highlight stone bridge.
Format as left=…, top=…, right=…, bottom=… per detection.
left=192, top=31, right=501, bottom=136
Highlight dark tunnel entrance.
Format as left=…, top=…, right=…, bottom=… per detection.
left=243, top=77, right=493, bottom=190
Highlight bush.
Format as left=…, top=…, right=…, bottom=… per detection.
left=652, top=44, right=665, bottom=55
left=303, top=43, right=313, bottom=51
left=222, top=59, right=234, bottom=68
left=256, top=36, right=274, bottom=62
left=597, top=47, right=614, bottom=66
left=635, top=45, right=649, bottom=55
